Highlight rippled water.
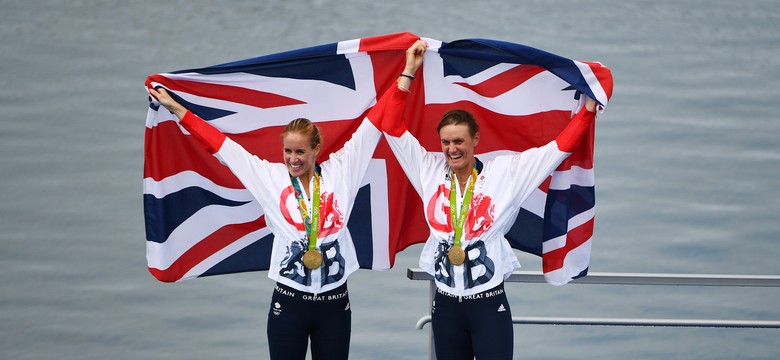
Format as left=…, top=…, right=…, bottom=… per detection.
left=1, top=1, right=779, bottom=359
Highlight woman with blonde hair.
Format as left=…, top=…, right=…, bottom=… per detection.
left=148, top=39, right=427, bottom=360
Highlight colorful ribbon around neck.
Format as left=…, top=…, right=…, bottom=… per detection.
left=449, top=168, right=478, bottom=248
left=290, top=173, right=320, bottom=252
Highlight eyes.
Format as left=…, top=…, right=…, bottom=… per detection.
left=284, top=148, right=309, bottom=156
left=441, top=139, right=466, bottom=146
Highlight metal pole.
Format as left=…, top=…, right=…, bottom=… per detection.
left=407, top=267, right=780, bottom=360
left=428, top=281, right=436, bottom=360
left=513, top=317, right=780, bottom=328
left=408, top=268, right=780, bottom=287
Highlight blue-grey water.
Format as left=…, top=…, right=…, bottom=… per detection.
left=1, top=0, right=779, bottom=359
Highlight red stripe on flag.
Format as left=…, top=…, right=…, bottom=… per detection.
left=408, top=104, right=573, bottom=154
left=541, top=217, right=594, bottom=273
left=148, top=215, right=267, bottom=282
left=453, top=65, right=545, bottom=98
left=148, top=74, right=305, bottom=109
left=585, top=61, right=614, bottom=101
left=538, top=176, right=552, bottom=193
left=144, top=123, right=244, bottom=188
left=232, top=113, right=369, bottom=163
left=358, top=32, right=419, bottom=53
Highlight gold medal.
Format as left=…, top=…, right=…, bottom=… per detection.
left=303, top=250, right=323, bottom=269
left=291, top=173, right=323, bottom=271
left=448, top=246, right=465, bottom=266
left=448, top=168, right=477, bottom=267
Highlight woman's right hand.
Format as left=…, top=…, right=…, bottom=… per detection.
left=149, top=87, right=187, bottom=120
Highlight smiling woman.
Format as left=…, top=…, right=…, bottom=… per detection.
left=281, top=118, right=322, bottom=190
left=144, top=39, right=427, bottom=360
left=382, top=71, right=597, bottom=359
left=436, top=109, right=481, bottom=190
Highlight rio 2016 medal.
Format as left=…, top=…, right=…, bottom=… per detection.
left=303, top=250, right=323, bottom=269
left=448, top=246, right=465, bottom=266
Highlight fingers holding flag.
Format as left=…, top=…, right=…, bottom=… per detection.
left=148, top=85, right=187, bottom=120
left=398, top=40, right=428, bottom=92
left=405, top=39, right=428, bottom=74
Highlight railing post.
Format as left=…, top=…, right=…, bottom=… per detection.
left=428, top=280, right=436, bottom=360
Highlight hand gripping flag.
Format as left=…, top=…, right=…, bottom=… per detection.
left=144, top=32, right=613, bottom=285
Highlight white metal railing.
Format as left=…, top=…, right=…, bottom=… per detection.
left=407, top=268, right=780, bottom=359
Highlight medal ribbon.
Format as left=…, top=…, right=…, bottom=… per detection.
left=449, top=168, right=478, bottom=248
left=291, top=173, right=320, bottom=252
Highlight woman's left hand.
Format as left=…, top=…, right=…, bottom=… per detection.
left=404, top=39, right=428, bottom=75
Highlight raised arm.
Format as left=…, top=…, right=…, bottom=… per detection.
left=555, top=97, right=597, bottom=152
left=329, top=39, right=429, bottom=194
left=396, top=40, right=426, bottom=91
left=384, top=39, right=427, bottom=137
left=149, top=86, right=187, bottom=120
left=148, top=86, right=226, bottom=153
left=380, top=40, right=448, bottom=196
left=147, top=84, right=283, bottom=209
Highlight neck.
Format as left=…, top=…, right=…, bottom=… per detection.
left=297, top=170, right=316, bottom=197
left=299, top=173, right=312, bottom=186
left=454, top=161, right=475, bottom=183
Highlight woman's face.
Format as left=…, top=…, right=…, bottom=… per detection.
left=439, top=123, right=479, bottom=174
left=282, top=131, right=320, bottom=179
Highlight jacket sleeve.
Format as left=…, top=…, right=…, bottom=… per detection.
left=324, top=85, right=407, bottom=197
left=504, top=106, right=596, bottom=207
left=381, top=85, right=410, bottom=137
left=178, top=110, right=278, bottom=206
left=179, top=111, right=227, bottom=154
left=555, top=106, right=596, bottom=152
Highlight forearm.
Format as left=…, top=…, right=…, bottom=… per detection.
left=384, top=39, right=425, bottom=135
left=381, top=84, right=411, bottom=137
left=179, top=111, right=227, bottom=154
left=397, top=70, right=415, bottom=92
left=385, top=131, right=435, bottom=197
left=555, top=107, right=596, bottom=152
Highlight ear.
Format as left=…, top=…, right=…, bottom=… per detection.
left=473, top=132, right=480, bottom=147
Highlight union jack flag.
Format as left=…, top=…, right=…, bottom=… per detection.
left=143, top=32, right=613, bottom=285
